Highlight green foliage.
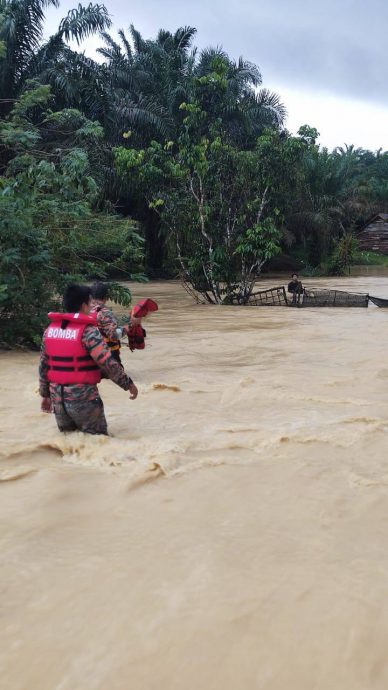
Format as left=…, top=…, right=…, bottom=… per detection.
left=0, top=187, right=59, bottom=347
left=1, top=3, right=388, bottom=334
left=0, top=85, right=144, bottom=347
left=326, top=233, right=359, bottom=275
left=235, top=219, right=282, bottom=263
left=0, top=0, right=111, bottom=112
left=297, top=125, right=320, bottom=146
left=354, top=252, right=388, bottom=267
left=114, top=100, right=295, bottom=303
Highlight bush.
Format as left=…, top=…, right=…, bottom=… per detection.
left=0, top=86, right=145, bottom=347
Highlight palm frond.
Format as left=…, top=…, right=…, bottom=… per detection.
left=196, top=46, right=228, bottom=75
left=117, top=28, right=132, bottom=60
left=27, top=31, right=66, bottom=77
left=157, top=29, right=172, bottom=47
left=232, top=57, right=262, bottom=87
left=113, top=91, right=171, bottom=139
left=98, top=30, right=121, bottom=55
left=174, top=26, right=197, bottom=52
left=254, top=88, right=287, bottom=126
left=58, top=3, right=111, bottom=45
left=129, top=24, right=146, bottom=55
left=0, top=0, right=59, bottom=89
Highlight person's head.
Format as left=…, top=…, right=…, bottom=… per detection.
left=90, top=281, right=109, bottom=303
left=63, top=284, right=91, bottom=314
left=292, top=273, right=298, bottom=281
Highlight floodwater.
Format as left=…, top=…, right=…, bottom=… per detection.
left=2, top=276, right=388, bottom=690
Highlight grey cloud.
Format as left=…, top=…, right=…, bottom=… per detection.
left=47, top=0, right=388, bottom=104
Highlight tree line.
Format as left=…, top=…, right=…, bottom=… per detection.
left=1, top=1, right=387, bottom=342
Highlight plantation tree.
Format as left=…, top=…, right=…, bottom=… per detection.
left=114, top=73, right=304, bottom=303
left=0, top=0, right=111, bottom=115
left=96, top=41, right=286, bottom=273
left=284, top=127, right=388, bottom=271
left=192, top=49, right=286, bottom=146
left=327, top=232, right=359, bottom=275
left=1, top=4, right=388, bottom=299
left=0, top=83, right=144, bottom=346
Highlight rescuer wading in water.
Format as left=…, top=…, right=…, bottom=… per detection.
left=90, top=282, right=140, bottom=368
left=39, top=284, right=138, bottom=435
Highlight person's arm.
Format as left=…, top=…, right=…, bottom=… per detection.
left=118, top=314, right=142, bottom=337
left=97, top=307, right=123, bottom=341
left=39, top=342, right=52, bottom=412
left=83, top=326, right=138, bottom=398
left=97, top=307, right=133, bottom=341
left=99, top=307, right=142, bottom=341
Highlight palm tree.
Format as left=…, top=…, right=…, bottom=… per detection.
left=94, top=27, right=287, bottom=272
left=92, top=25, right=198, bottom=143
left=193, top=48, right=286, bottom=144
left=287, top=147, right=345, bottom=263
left=91, top=26, right=285, bottom=146
left=0, top=0, right=111, bottom=114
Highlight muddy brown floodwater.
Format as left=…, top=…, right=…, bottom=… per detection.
left=2, top=277, right=388, bottom=690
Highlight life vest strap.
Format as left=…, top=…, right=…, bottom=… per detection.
left=103, top=336, right=121, bottom=351
left=50, top=356, right=73, bottom=362
left=47, top=354, right=99, bottom=373
left=48, top=364, right=99, bottom=372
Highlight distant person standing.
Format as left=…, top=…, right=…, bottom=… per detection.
left=287, top=273, right=304, bottom=305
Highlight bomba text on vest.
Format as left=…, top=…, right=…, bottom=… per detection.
left=47, top=327, right=77, bottom=340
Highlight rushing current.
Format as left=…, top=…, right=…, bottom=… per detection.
left=2, top=275, right=388, bottom=690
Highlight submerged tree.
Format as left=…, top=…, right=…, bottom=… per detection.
left=114, top=66, right=302, bottom=304
left=111, top=49, right=287, bottom=278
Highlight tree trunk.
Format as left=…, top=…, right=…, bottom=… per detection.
left=143, top=209, right=166, bottom=276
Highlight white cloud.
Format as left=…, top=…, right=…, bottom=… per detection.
left=276, top=85, right=388, bottom=151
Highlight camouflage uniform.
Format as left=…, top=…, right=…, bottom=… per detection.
left=90, top=300, right=129, bottom=367
left=39, top=325, right=133, bottom=435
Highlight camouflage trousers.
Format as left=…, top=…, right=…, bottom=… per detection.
left=53, top=396, right=108, bottom=435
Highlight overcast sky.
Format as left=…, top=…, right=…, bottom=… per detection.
left=45, top=0, right=388, bottom=151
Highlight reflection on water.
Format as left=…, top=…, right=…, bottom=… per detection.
left=350, top=264, right=388, bottom=277
left=2, top=277, right=388, bottom=690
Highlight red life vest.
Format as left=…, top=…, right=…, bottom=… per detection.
left=127, top=298, right=158, bottom=351
left=44, top=312, right=101, bottom=385
left=127, top=325, right=147, bottom=351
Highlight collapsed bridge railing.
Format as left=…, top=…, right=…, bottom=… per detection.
left=245, top=286, right=371, bottom=307
left=302, top=288, right=369, bottom=308
left=369, top=295, right=388, bottom=308
left=181, top=276, right=375, bottom=308
left=246, top=286, right=288, bottom=306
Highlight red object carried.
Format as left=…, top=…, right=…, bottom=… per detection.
left=44, top=312, right=101, bottom=385
left=127, top=298, right=158, bottom=351
left=127, top=325, right=147, bottom=351
left=131, top=298, right=158, bottom=319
